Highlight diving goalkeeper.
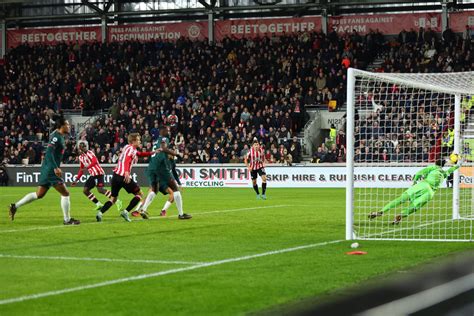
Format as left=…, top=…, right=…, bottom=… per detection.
left=369, top=159, right=460, bottom=225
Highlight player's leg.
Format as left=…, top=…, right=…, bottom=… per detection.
left=120, top=181, right=143, bottom=222
left=159, top=185, right=174, bottom=217
left=369, top=190, right=410, bottom=219
left=53, top=183, right=80, bottom=225
left=392, top=186, right=434, bottom=224
left=169, top=178, right=191, bottom=219
left=136, top=184, right=158, bottom=219
left=83, top=176, right=103, bottom=211
left=97, top=175, right=121, bottom=221
left=96, top=175, right=121, bottom=211
left=251, top=170, right=260, bottom=199
left=9, top=186, right=49, bottom=221
left=260, top=169, right=267, bottom=200
left=135, top=171, right=159, bottom=218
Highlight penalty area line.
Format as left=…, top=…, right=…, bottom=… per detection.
left=0, top=239, right=344, bottom=305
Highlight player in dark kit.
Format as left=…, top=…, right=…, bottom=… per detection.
left=72, top=142, right=122, bottom=212
left=245, top=138, right=268, bottom=200
left=96, top=133, right=158, bottom=222
left=9, top=115, right=80, bottom=225
left=135, top=127, right=191, bottom=219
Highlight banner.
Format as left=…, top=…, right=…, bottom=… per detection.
left=329, top=13, right=441, bottom=35
left=108, top=22, right=208, bottom=42
left=320, top=111, right=346, bottom=130
left=215, top=17, right=322, bottom=40
left=7, top=26, right=102, bottom=48
left=2, top=164, right=458, bottom=189
left=450, top=11, right=474, bottom=33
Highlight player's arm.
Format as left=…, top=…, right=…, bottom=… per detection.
left=171, top=164, right=181, bottom=186
left=413, top=166, right=436, bottom=183
left=244, top=153, right=250, bottom=170
left=159, top=141, right=180, bottom=157
left=123, top=152, right=134, bottom=183
left=45, top=142, right=61, bottom=177
left=136, top=151, right=154, bottom=157
left=72, top=161, right=85, bottom=186
left=445, top=164, right=461, bottom=177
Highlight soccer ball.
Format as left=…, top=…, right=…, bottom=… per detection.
left=449, top=153, right=459, bottom=164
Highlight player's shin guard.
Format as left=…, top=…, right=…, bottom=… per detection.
left=262, top=182, right=267, bottom=195
left=253, top=184, right=260, bottom=195
left=126, top=195, right=141, bottom=212
left=174, top=191, right=183, bottom=216
left=141, top=191, right=156, bottom=212
left=100, top=201, right=113, bottom=214
left=15, top=192, right=38, bottom=208
left=61, top=196, right=71, bottom=222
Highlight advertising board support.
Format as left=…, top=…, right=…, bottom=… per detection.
left=208, top=10, right=214, bottom=43
left=101, top=15, right=107, bottom=43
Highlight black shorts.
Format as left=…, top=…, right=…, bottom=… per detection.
left=84, top=175, right=105, bottom=190
left=251, top=168, right=266, bottom=180
left=110, top=173, right=140, bottom=197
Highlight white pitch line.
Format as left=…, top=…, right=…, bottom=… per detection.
left=0, top=239, right=343, bottom=305
left=0, top=254, right=204, bottom=265
left=0, top=205, right=289, bottom=234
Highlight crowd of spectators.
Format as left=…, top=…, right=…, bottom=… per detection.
left=0, top=25, right=472, bottom=165
left=311, top=26, right=473, bottom=164
left=0, top=28, right=377, bottom=165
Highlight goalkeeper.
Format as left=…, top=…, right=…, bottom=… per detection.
left=369, top=159, right=460, bottom=224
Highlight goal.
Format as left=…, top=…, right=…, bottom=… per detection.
left=345, top=68, right=474, bottom=241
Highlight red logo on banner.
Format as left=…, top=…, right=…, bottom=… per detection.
left=215, top=17, right=322, bottom=40
left=329, top=13, right=441, bottom=35
left=7, top=26, right=102, bottom=48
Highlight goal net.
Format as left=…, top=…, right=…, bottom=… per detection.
left=346, top=68, right=474, bottom=241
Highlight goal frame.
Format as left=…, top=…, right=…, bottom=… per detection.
left=345, top=68, right=472, bottom=241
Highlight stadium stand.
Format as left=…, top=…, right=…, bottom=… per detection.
left=0, top=27, right=471, bottom=164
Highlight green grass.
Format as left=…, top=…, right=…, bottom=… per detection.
left=0, top=187, right=472, bottom=315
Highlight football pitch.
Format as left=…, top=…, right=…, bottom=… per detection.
left=0, top=187, right=473, bottom=315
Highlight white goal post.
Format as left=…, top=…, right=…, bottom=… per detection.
left=346, top=68, right=474, bottom=241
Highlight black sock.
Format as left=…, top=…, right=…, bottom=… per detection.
left=262, top=183, right=267, bottom=195
left=100, top=201, right=113, bottom=214
left=92, top=197, right=99, bottom=203
left=253, top=184, right=260, bottom=195
left=126, top=197, right=141, bottom=212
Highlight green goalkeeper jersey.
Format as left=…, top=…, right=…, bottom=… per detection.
left=413, top=164, right=460, bottom=191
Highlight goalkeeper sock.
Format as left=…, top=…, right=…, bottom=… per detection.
left=174, top=192, right=184, bottom=216
left=262, top=183, right=267, bottom=195
left=15, top=192, right=38, bottom=208
left=253, top=184, right=260, bottom=195
left=61, top=196, right=71, bottom=222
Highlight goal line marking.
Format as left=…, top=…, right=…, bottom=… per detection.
left=0, top=239, right=343, bottom=305
left=0, top=254, right=204, bottom=265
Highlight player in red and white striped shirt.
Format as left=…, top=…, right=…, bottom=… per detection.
left=97, top=133, right=159, bottom=222
left=244, top=138, right=268, bottom=200
left=72, top=142, right=121, bottom=212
